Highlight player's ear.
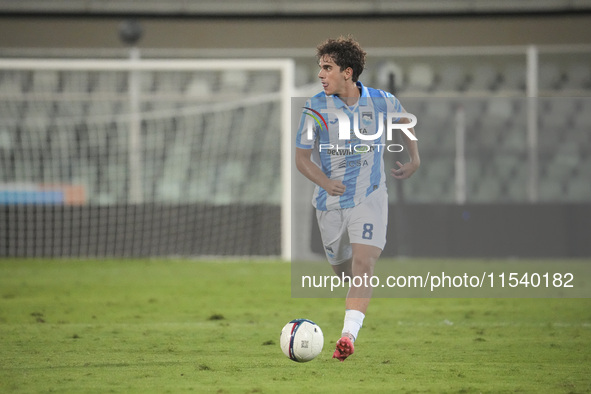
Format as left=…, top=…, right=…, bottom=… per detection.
left=346, top=67, right=355, bottom=81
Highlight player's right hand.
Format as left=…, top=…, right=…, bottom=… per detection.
left=323, top=180, right=346, bottom=196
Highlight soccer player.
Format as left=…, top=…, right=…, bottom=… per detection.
left=295, top=36, right=420, bottom=361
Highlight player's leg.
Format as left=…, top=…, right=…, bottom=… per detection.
left=333, top=190, right=387, bottom=361
left=330, top=257, right=352, bottom=278
left=316, top=209, right=353, bottom=277
left=315, top=209, right=357, bottom=361
left=346, top=243, right=382, bottom=313
left=333, top=243, right=381, bottom=361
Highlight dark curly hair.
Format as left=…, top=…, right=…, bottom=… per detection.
left=316, top=35, right=367, bottom=82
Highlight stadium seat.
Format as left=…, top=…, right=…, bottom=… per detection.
left=466, top=64, right=499, bottom=92
left=473, top=178, right=502, bottom=202
left=162, top=140, right=192, bottom=184
left=61, top=71, right=91, bottom=93
left=185, top=75, right=213, bottom=97
left=0, top=122, right=17, bottom=182
left=436, top=63, right=467, bottom=92
left=155, top=71, right=188, bottom=93
left=85, top=101, right=119, bottom=118
left=575, top=156, right=591, bottom=179
left=563, top=62, right=591, bottom=90
left=0, top=122, right=14, bottom=152
left=504, top=168, right=528, bottom=201
left=20, top=115, right=50, bottom=151
left=406, top=63, right=435, bottom=93
left=31, top=70, right=61, bottom=93
left=538, top=179, right=565, bottom=202
left=566, top=177, right=591, bottom=201
left=54, top=100, right=86, bottom=118
left=219, top=70, right=249, bottom=93
left=374, top=61, right=404, bottom=92
left=572, top=99, right=591, bottom=141
left=477, top=99, right=514, bottom=146
left=295, top=63, right=316, bottom=86
left=420, top=99, right=455, bottom=123
left=457, top=98, right=486, bottom=130
left=213, top=160, right=247, bottom=204
left=187, top=175, right=214, bottom=203
left=545, top=97, right=579, bottom=119
left=493, top=154, right=520, bottom=179
left=499, top=126, right=525, bottom=152
left=544, top=147, right=579, bottom=181
left=0, top=70, right=26, bottom=94
left=157, top=178, right=183, bottom=203
left=498, top=63, right=526, bottom=93
left=90, top=71, right=128, bottom=93
left=539, top=63, right=563, bottom=91
left=247, top=72, right=280, bottom=93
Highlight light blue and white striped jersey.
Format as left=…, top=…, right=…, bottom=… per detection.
left=296, top=81, right=402, bottom=211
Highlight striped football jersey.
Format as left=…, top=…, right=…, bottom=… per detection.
left=296, top=81, right=402, bottom=211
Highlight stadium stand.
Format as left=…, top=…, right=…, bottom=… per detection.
left=0, top=2, right=589, bottom=259
left=0, top=46, right=590, bottom=210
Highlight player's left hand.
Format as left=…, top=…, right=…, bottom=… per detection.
left=391, top=160, right=419, bottom=180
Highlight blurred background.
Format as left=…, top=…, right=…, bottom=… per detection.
left=0, top=0, right=590, bottom=259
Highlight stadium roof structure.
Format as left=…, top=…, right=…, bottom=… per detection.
left=1, top=0, right=591, bottom=18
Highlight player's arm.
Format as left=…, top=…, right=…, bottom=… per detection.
left=391, top=115, right=420, bottom=180
left=295, top=147, right=346, bottom=196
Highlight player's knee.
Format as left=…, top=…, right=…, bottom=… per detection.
left=332, top=262, right=353, bottom=279
left=352, top=255, right=376, bottom=276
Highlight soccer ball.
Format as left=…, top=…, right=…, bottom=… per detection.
left=280, top=318, right=324, bottom=362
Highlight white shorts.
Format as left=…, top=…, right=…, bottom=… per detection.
left=316, top=189, right=388, bottom=265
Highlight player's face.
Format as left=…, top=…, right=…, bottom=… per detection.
left=318, top=55, right=349, bottom=97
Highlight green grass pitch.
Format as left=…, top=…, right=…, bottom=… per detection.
left=1, top=258, right=590, bottom=393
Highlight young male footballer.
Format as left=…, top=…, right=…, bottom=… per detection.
left=295, top=36, right=420, bottom=361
